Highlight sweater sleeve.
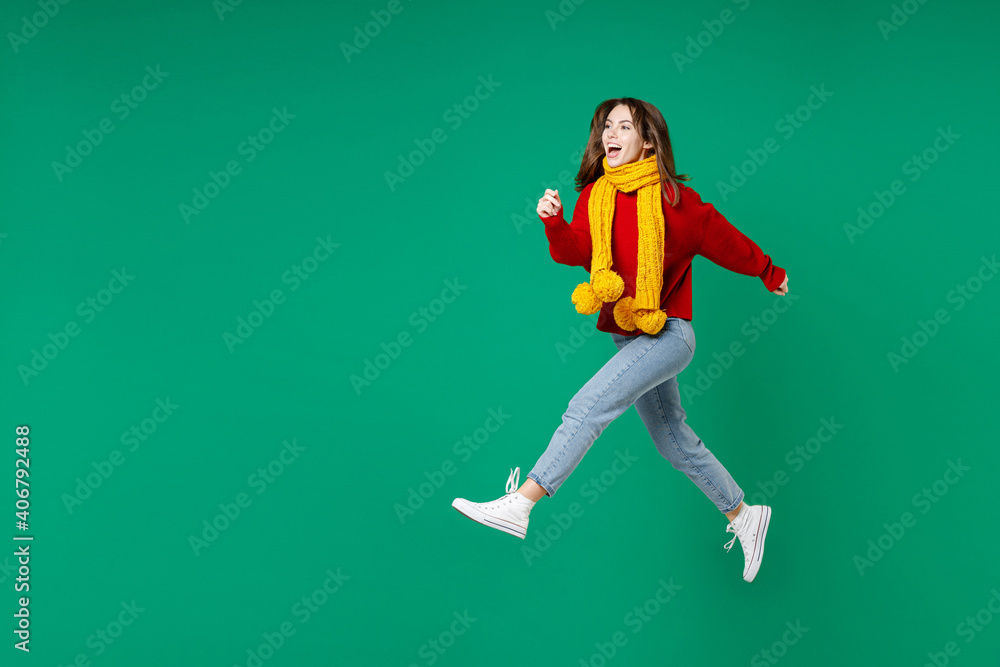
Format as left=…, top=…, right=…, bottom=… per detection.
left=539, top=185, right=592, bottom=272
left=696, top=196, right=786, bottom=292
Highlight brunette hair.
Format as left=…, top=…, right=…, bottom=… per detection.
left=574, top=97, right=690, bottom=206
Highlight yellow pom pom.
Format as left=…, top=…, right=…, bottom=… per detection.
left=635, top=309, right=667, bottom=335
left=591, top=268, right=624, bottom=301
left=613, top=297, right=636, bottom=331
left=571, top=283, right=602, bottom=314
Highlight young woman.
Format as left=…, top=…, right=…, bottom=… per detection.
left=452, top=97, right=789, bottom=583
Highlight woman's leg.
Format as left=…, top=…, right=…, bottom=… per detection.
left=631, top=378, right=745, bottom=514
left=524, top=318, right=696, bottom=498
left=628, top=318, right=745, bottom=515
left=517, top=478, right=548, bottom=502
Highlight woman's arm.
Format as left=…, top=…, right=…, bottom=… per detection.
left=539, top=185, right=593, bottom=271
left=697, top=199, right=786, bottom=293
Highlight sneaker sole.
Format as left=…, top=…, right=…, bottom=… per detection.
left=744, top=506, right=771, bottom=583
left=451, top=498, right=527, bottom=540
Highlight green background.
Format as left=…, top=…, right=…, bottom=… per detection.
left=2, top=0, right=998, bottom=664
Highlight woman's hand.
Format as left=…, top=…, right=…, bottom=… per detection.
left=537, top=189, right=562, bottom=218
left=771, top=274, right=789, bottom=295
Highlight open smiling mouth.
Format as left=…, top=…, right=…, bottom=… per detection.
left=607, top=142, right=622, bottom=158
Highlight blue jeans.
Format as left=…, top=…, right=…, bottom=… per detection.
left=527, top=317, right=744, bottom=514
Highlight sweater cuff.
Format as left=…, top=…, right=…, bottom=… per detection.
left=758, top=257, right=786, bottom=292
left=539, top=209, right=565, bottom=226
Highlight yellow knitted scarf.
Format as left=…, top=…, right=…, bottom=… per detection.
left=571, top=154, right=667, bottom=335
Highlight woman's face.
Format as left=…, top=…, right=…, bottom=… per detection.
left=603, top=104, right=653, bottom=167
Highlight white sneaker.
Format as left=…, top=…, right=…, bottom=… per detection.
left=724, top=504, right=771, bottom=583
left=452, top=467, right=531, bottom=539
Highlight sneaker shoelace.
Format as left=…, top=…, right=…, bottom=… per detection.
left=506, top=466, right=520, bottom=494
left=724, top=521, right=751, bottom=559
left=477, top=467, right=522, bottom=512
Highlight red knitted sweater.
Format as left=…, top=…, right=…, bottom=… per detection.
left=540, top=181, right=786, bottom=336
